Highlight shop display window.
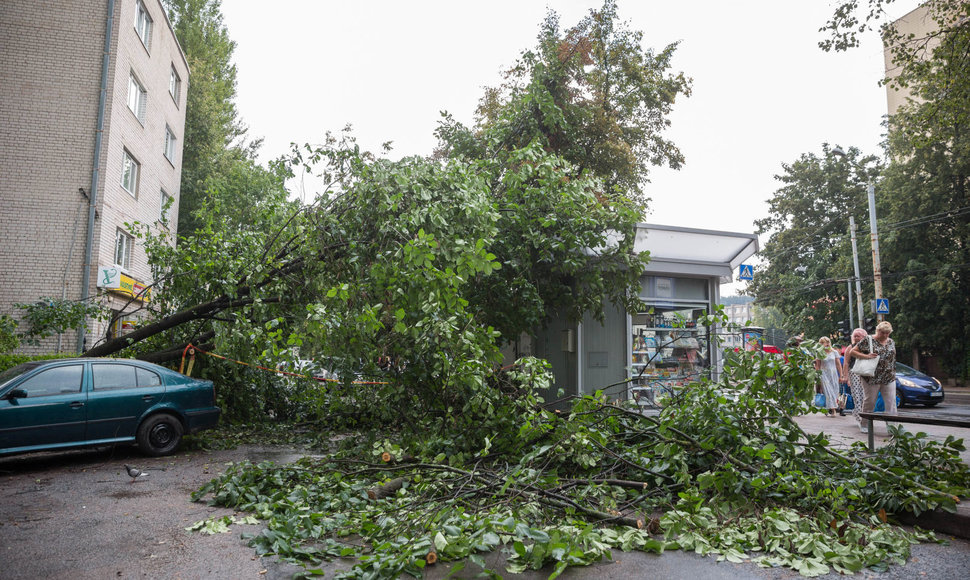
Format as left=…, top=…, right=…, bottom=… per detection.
left=630, top=305, right=710, bottom=403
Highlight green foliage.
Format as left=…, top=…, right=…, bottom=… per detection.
left=0, top=314, right=17, bottom=353
left=162, top=0, right=290, bottom=236
left=749, top=145, right=882, bottom=342
left=13, top=297, right=104, bottom=346
left=89, top=4, right=665, bottom=425
left=111, top=126, right=648, bottom=423
left=191, top=345, right=967, bottom=577
left=821, top=0, right=970, bottom=377
left=441, top=0, right=691, bottom=209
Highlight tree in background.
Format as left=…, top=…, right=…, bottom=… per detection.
left=748, top=145, right=881, bottom=342
left=163, top=0, right=287, bottom=235
left=438, top=0, right=690, bottom=210
left=822, top=0, right=970, bottom=377
left=434, top=0, right=687, bottom=339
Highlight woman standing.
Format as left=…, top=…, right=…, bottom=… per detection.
left=842, top=328, right=869, bottom=432
left=852, top=321, right=897, bottom=420
left=815, top=336, right=844, bottom=416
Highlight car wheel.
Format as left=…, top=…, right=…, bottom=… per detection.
left=137, top=414, right=183, bottom=456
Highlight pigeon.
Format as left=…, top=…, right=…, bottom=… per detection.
left=125, top=464, right=149, bottom=483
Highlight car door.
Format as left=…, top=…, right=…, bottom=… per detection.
left=85, top=362, right=165, bottom=442
left=0, top=363, right=86, bottom=452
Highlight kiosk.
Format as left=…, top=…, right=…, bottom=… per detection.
left=533, top=223, right=759, bottom=405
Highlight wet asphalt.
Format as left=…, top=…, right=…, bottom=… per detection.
left=1, top=415, right=969, bottom=579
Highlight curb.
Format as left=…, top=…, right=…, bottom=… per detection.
left=897, top=502, right=970, bottom=540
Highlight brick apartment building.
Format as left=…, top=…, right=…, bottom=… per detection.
left=0, top=0, right=188, bottom=354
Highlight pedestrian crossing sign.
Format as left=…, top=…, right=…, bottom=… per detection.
left=738, top=264, right=754, bottom=280
left=875, top=298, right=890, bottom=315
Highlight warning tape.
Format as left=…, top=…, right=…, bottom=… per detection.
left=179, top=343, right=390, bottom=385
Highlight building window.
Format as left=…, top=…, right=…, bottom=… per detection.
left=160, top=190, right=172, bottom=224
left=163, top=126, right=177, bottom=162
left=121, top=150, right=139, bottom=196
left=127, top=72, right=146, bottom=123
left=106, top=312, right=143, bottom=342
left=134, top=0, right=153, bottom=50
left=169, top=65, right=181, bottom=104
left=115, top=229, right=133, bottom=269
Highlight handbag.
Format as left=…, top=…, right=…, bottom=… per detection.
left=814, top=393, right=826, bottom=407
left=853, top=336, right=879, bottom=377
left=837, top=393, right=848, bottom=410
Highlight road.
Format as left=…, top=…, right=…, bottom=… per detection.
left=909, top=388, right=970, bottom=418
left=1, top=401, right=969, bottom=580
left=942, top=390, right=970, bottom=408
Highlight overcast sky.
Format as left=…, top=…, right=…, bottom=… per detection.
left=219, top=0, right=921, bottom=294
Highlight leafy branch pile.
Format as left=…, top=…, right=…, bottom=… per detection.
left=191, top=348, right=970, bottom=578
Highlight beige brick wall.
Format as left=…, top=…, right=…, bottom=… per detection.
left=0, top=0, right=188, bottom=354
left=884, top=4, right=939, bottom=117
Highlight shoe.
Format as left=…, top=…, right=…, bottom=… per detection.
left=860, top=425, right=868, bottom=434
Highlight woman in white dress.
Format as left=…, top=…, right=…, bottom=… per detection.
left=815, top=336, right=844, bottom=417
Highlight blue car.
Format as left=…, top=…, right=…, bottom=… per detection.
left=0, top=358, right=220, bottom=457
left=894, top=362, right=945, bottom=407
left=841, top=362, right=945, bottom=409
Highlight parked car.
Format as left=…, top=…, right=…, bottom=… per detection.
left=0, top=358, right=220, bottom=457
left=840, top=361, right=944, bottom=409
left=894, top=362, right=945, bottom=407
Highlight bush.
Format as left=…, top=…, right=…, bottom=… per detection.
left=0, top=314, right=17, bottom=353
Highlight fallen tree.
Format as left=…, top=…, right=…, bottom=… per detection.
left=191, top=347, right=970, bottom=578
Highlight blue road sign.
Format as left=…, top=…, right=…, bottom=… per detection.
left=875, top=298, right=890, bottom=315
left=738, top=264, right=754, bottom=280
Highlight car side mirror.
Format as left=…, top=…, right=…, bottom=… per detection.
left=4, top=389, right=27, bottom=400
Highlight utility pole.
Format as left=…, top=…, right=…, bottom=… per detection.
left=833, top=147, right=884, bottom=324
left=847, top=279, right=854, bottom=328
left=849, top=217, right=864, bottom=328
left=867, top=183, right=884, bottom=322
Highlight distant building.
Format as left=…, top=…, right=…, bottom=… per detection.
left=884, top=3, right=937, bottom=117
left=720, top=297, right=754, bottom=350
left=0, top=0, right=188, bottom=353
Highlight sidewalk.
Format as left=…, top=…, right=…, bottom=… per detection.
left=794, top=408, right=970, bottom=465
left=795, top=409, right=970, bottom=540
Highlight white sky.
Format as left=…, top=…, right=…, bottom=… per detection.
left=220, top=0, right=921, bottom=294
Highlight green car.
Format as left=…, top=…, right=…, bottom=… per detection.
left=0, top=358, right=220, bottom=457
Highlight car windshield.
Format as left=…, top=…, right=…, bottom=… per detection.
left=894, top=362, right=923, bottom=377
left=0, top=362, right=44, bottom=389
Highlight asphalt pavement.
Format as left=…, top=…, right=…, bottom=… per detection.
left=2, top=401, right=970, bottom=579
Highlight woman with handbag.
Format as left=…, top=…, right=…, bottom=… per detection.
left=851, top=321, right=897, bottom=424
left=814, top=336, right=844, bottom=416
left=841, top=328, right=870, bottom=432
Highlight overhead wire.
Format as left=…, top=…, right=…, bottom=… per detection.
left=759, top=204, right=970, bottom=265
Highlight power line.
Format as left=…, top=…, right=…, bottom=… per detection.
left=755, top=262, right=970, bottom=300
left=760, top=205, right=970, bottom=264
left=883, top=205, right=970, bottom=231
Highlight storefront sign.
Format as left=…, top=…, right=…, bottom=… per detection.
left=97, top=266, right=122, bottom=289
left=98, top=266, right=150, bottom=302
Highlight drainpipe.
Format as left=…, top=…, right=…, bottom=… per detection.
left=78, top=0, right=115, bottom=354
